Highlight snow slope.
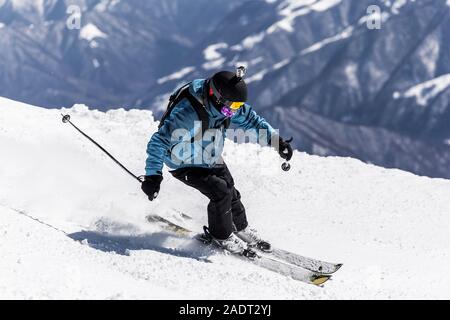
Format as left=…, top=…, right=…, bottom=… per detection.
left=1, top=97, right=450, bottom=299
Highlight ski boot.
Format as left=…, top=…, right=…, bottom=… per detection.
left=200, top=226, right=257, bottom=259
left=235, top=226, right=272, bottom=252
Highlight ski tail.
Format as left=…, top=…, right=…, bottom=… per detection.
left=146, top=214, right=192, bottom=235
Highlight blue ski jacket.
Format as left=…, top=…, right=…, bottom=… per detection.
left=145, top=79, right=277, bottom=176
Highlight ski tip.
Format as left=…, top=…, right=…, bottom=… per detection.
left=314, top=263, right=343, bottom=275
left=311, top=275, right=332, bottom=286
left=334, top=263, right=343, bottom=272
left=322, top=263, right=344, bottom=274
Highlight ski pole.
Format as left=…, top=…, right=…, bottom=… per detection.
left=281, top=137, right=293, bottom=172
left=281, top=161, right=291, bottom=171
left=61, top=114, right=144, bottom=183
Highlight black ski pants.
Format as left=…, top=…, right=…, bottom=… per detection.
left=171, top=164, right=248, bottom=240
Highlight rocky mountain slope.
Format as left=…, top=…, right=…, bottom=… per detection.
left=1, top=0, right=450, bottom=178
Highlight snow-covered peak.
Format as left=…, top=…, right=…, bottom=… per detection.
left=79, top=23, right=108, bottom=42
left=94, top=0, right=121, bottom=13
left=9, top=0, right=47, bottom=15
left=300, top=25, right=354, bottom=55
left=157, top=67, right=195, bottom=85
left=401, top=74, right=450, bottom=106
left=231, top=32, right=266, bottom=51
left=268, top=0, right=342, bottom=33
left=278, top=0, right=342, bottom=14
left=202, top=43, right=228, bottom=70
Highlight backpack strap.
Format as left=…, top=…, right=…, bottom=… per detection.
left=184, top=91, right=209, bottom=136
left=224, top=118, right=231, bottom=130
left=158, top=82, right=210, bottom=137
left=158, top=82, right=191, bottom=130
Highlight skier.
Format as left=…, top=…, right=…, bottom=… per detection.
left=141, top=67, right=293, bottom=254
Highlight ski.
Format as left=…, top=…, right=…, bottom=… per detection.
left=146, top=214, right=192, bottom=235
left=251, top=253, right=332, bottom=286
left=254, top=246, right=342, bottom=275
left=146, top=215, right=341, bottom=278
left=195, top=233, right=332, bottom=286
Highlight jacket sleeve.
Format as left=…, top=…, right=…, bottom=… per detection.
left=145, top=102, right=197, bottom=176
left=145, top=125, right=171, bottom=176
left=231, top=104, right=278, bottom=144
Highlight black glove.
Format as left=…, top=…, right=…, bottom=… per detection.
left=276, top=137, right=293, bottom=161
left=141, top=175, right=163, bottom=201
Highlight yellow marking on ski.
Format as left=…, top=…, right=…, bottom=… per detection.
left=146, top=215, right=192, bottom=235
left=311, top=275, right=331, bottom=286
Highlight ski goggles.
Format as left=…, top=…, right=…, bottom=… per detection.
left=209, top=81, right=245, bottom=111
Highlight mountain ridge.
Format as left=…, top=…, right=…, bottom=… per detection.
left=1, top=0, right=450, bottom=179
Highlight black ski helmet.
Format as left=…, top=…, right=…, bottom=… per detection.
left=209, top=67, right=248, bottom=103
